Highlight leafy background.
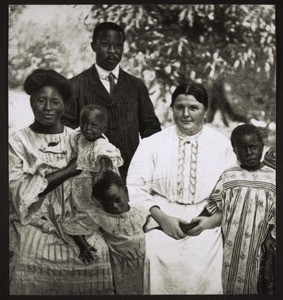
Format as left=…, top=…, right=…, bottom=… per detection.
left=8, top=4, right=276, bottom=146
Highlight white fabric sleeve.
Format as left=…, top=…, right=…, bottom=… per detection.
left=69, top=129, right=80, bottom=153
left=9, top=144, right=48, bottom=224
left=127, top=138, right=157, bottom=212
left=95, top=138, right=124, bottom=169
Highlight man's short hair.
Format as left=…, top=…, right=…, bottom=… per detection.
left=92, top=22, right=125, bottom=42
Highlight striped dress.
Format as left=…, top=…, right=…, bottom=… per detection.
left=9, top=126, right=114, bottom=295
left=206, top=165, right=276, bottom=294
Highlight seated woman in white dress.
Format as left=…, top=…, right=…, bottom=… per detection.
left=127, top=81, right=237, bottom=294
left=9, top=69, right=114, bottom=295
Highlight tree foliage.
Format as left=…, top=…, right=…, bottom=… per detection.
left=9, top=4, right=276, bottom=127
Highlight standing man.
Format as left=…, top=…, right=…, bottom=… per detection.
left=62, top=22, right=161, bottom=181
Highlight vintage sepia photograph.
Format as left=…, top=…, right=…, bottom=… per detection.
left=8, top=4, right=276, bottom=296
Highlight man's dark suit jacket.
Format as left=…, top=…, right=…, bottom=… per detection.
left=62, top=64, right=161, bottom=181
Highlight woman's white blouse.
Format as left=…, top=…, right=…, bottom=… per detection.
left=127, top=125, right=237, bottom=211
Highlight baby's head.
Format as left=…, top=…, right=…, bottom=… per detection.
left=231, top=124, right=264, bottom=169
left=80, top=104, right=108, bottom=142
left=92, top=170, right=130, bottom=215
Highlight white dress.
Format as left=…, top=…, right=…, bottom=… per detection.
left=69, top=129, right=123, bottom=210
left=127, top=125, right=237, bottom=294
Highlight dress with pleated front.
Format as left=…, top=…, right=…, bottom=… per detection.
left=9, top=126, right=114, bottom=295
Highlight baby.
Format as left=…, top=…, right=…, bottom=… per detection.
left=61, top=104, right=124, bottom=262
left=69, top=104, right=123, bottom=210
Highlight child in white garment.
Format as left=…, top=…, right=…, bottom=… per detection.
left=69, top=104, right=123, bottom=210
left=87, top=170, right=148, bottom=295
left=61, top=104, right=124, bottom=264
left=64, top=170, right=148, bottom=295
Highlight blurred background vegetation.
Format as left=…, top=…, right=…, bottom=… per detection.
left=8, top=4, right=276, bottom=146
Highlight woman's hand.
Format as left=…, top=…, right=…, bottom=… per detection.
left=186, top=212, right=222, bottom=236
left=150, top=207, right=187, bottom=240
left=160, top=215, right=188, bottom=239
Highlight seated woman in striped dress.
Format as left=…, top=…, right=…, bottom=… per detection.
left=9, top=69, right=115, bottom=295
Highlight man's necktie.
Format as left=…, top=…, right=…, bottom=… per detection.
left=108, top=72, right=116, bottom=95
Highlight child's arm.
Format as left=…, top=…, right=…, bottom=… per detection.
left=183, top=173, right=225, bottom=235
left=184, top=211, right=222, bottom=236
left=99, top=156, right=113, bottom=170
left=179, top=189, right=223, bottom=235
left=94, top=156, right=114, bottom=181
left=180, top=175, right=224, bottom=236
left=94, top=138, right=123, bottom=176
left=71, top=235, right=97, bottom=264
left=179, top=207, right=211, bottom=232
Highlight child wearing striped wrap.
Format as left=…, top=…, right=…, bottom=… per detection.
left=185, top=124, right=276, bottom=294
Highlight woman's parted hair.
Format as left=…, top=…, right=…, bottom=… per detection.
left=171, top=81, right=208, bottom=110
left=24, top=68, right=72, bottom=101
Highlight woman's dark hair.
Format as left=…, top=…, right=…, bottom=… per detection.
left=92, top=170, right=125, bottom=202
left=231, top=124, right=263, bottom=147
left=92, top=22, right=125, bottom=42
left=24, top=69, right=72, bottom=101
left=171, top=82, right=208, bottom=110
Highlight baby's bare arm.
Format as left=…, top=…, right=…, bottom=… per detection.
left=72, top=235, right=97, bottom=264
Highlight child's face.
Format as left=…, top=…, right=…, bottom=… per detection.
left=233, top=133, right=263, bottom=167
left=80, top=109, right=107, bottom=142
left=100, top=184, right=130, bottom=215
